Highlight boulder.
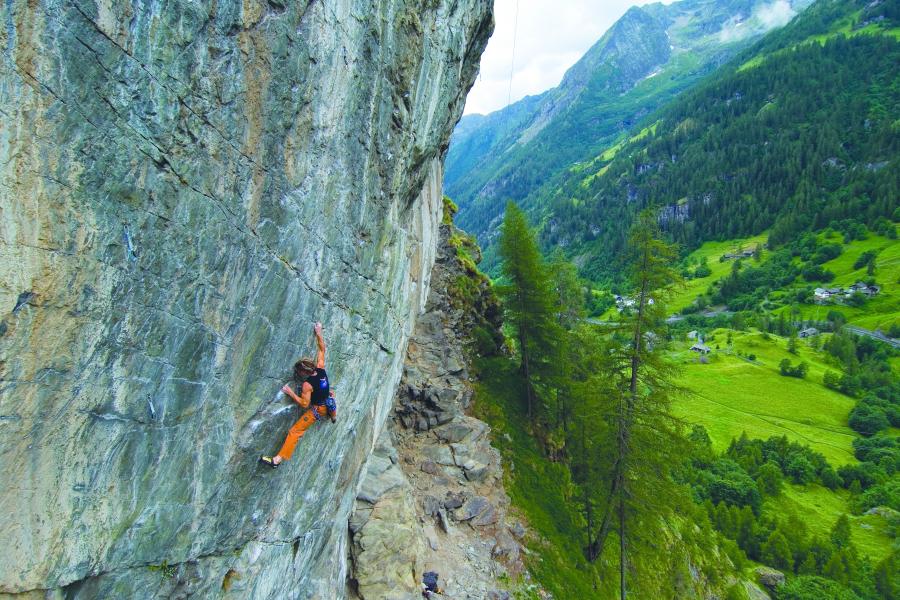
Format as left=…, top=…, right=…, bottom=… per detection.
left=754, top=567, right=785, bottom=592
left=434, top=421, right=476, bottom=444
left=492, top=531, right=519, bottom=562
left=423, top=496, right=442, bottom=517
left=455, top=496, right=491, bottom=522
left=471, top=504, right=498, bottom=526
left=509, top=522, right=527, bottom=539
left=443, top=491, right=467, bottom=510
left=423, top=444, right=456, bottom=467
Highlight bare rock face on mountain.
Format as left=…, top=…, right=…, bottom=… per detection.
left=0, top=1, right=492, bottom=598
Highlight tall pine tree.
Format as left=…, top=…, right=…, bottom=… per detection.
left=588, top=211, right=687, bottom=600
left=497, top=202, right=562, bottom=419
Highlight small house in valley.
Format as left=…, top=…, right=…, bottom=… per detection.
left=798, top=327, right=819, bottom=338
left=690, top=342, right=711, bottom=355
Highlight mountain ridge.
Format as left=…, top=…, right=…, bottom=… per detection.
left=446, top=0, right=814, bottom=260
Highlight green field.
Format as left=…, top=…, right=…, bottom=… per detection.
left=669, top=231, right=900, bottom=332
left=671, top=328, right=896, bottom=563
left=672, top=328, right=858, bottom=465
left=768, top=485, right=895, bottom=563
left=786, top=233, right=900, bottom=331
left=670, top=234, right=769, bottom=313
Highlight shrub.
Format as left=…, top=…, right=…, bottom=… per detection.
left=838, top=463, right=885, bottom=490
left=848, top=403, right=889, bottom=436
left=852, top=435, right=898, bottom=464
left=823, top=371, right=841, bottom=390
left=694, top=263, right=712, bottom=278
left=856, top=479, right=900, bottom=512
left=853, top=250, right=877, bottom=271
left=779, top=359, right=808, bottom=378
left=820, top=466, right=841, bottom=490
left=785, top=454, right=816, bottom=485
left=845, top=291, right=867, bottom=307
left=801, top=264, right=836, bottom=282
left=704, top=459, right=762, bottom=511
left=779, top=576, right=861, bottom=600
left=756, top=462, right=783, bottom=496
left=812, top=243, right=842, bottom=264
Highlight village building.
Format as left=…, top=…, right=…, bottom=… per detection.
left=798, top=327, right=819, bottom=338
left=814, top=283, right=880, bottom=304
left=690, top=342, right=711, bottom=354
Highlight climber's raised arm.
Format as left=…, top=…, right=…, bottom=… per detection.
left=314, top=322, right=326, bottom=369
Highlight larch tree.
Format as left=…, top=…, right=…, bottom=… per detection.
left=588, top=211, right=688, bottom=600
left=497, top=202, right=562, bottom=420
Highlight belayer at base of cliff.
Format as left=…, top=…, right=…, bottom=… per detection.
left=260, top=321, right=337, bottom=468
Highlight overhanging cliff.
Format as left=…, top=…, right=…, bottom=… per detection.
left=0, top=1, right=492, bottom=597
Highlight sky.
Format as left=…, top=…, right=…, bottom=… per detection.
left=464, top=0, right=674, bottom=115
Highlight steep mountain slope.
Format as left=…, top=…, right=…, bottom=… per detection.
left=0, top=1, right=491, bottom=598
left=446, top=0, right=813, bottom=255
left=540, top=0, right=900, bottom=282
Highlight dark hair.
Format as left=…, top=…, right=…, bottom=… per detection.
left=294, top=358, right=317, bottom=381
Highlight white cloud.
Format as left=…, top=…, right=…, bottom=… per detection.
left=718, top=1, right=797, bottom=44
left=463, top=0, right=674, bottom=115
left=757, top=0, right=797, bottom=29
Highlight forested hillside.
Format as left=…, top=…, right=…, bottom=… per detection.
left=447, top=2, right=900, bottom=598
left=471, top=204, right=899, bottom=600
left=540, top=0, right=899, bottom=283
left=446, top=0, right=814, bottom=252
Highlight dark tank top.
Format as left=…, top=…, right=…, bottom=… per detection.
left=305, top=368, right=330, bottom=406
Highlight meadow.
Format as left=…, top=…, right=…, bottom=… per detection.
left=671, top=328, right=896, bottom=563
left=672, top=328, right=857, bottom=465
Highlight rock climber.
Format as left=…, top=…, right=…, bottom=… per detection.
left=260, top=321, right=337, bottom=468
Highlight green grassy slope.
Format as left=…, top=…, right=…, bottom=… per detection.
left=669, top=234, right=769, bottom=313
left=670, top=327, right=897, bottom=564
left=673, top=328, right=858, bottom=465
left=789, top=234, right=900, bottom=331
left=669, top=231, right=900, bottom=332
left=768, top=485, right=895, bottom=563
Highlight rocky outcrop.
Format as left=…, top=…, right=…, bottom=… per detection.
left=0, top=1, right=492, bottom=598
left=348, top=431, right=425, bottom=600
left=754, top=566, right=786, bottom=594
left=349, top=214, right=527, bottom=599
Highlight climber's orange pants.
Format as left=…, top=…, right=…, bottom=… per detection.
left=277, top=405, right=336, bottom=460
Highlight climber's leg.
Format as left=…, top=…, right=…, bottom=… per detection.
left=276, top=408, right=317, bottom=460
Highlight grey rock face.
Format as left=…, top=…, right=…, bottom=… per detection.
left=0, top=1, right=492, bottom=598
left=348, top=431, right=425, bottom=600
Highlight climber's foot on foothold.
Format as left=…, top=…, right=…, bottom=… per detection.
left=260, top=455, right=280, bottom=468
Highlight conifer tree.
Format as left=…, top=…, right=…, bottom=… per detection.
left=762, top=530, right=794, bottom=572
left=497, top=202, right=562, bottom=419
left=586, top=211, right=686, bottom=599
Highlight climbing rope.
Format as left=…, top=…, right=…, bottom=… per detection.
left=505, top=0, right=520, bottom=111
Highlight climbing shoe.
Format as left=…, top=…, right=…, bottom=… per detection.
left=259, top=455, right=279, bottom=469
